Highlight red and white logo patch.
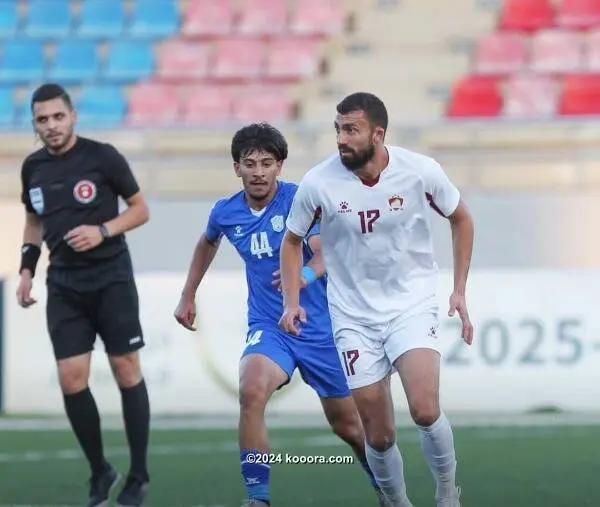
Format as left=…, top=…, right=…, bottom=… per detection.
left=73, top=180, right=97, bottom=204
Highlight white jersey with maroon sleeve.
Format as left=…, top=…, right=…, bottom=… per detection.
left=286, top=146, right=460, bottom=333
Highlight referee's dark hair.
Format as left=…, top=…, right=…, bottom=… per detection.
left=30, top=83, right=74, bottom=112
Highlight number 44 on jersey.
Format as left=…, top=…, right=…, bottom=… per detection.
left=250, top=231, right=273, bottom=259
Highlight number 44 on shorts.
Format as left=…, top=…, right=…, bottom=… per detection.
left=341, top=349, right=359, bottom=376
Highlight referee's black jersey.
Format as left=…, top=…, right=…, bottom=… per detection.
left=21, top=137, right=140, bottom=284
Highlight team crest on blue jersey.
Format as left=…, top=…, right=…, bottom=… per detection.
left=29, top=187, right=44, bottom=214
left=271, top=215, right=284, bottom=232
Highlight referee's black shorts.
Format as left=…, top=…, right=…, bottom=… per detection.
left=46, top=278, right=145, bottom=360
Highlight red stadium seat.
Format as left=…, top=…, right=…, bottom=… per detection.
left=265, top=37, right=321, bottom=81
left=585, top=29, right=600, bottom=70
left=238, top=0, right=288, bottom=36
left=212, top=38, right=265, bottom=82
left=556, top=0, right=600, bottom=29
left=530, top=30, right=584, bottom=73
left=289, top=0, right=345, bottom=36
left=447, top=76, right=503, bottom=117
left=180, top=86, right=233, bottom=124
left=233, top=86, right=294, bottom=123
left=499, top=0, right=555, bottom=31
left=559, top=74, right=600, bottom=115
left=182, top=0, right=234, bottom=38
left=126, top=83, right=180, bottom=125
left=503, top=74, right=559, bottom=117
left=156, top=41, right=212, bottom=81
left=473, top=32, right=528, bottom=75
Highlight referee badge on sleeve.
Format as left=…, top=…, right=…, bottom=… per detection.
left=29, top=187, right=44, bottom=214
left=271, top=215, right=284, bottom=232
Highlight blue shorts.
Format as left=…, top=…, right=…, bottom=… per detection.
left=242, top=325, right=351, bottom=399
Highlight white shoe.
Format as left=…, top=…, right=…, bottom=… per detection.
left=437, top=486, right=461, bottom=507
left=376, top=488, right=414, bottom=507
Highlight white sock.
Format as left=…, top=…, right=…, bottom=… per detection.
left=417, top=412, right=458, bottom=499
left=365, top=441, right=412, bottom=506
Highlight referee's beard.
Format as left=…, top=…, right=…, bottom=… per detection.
left=41, top=129, right=75, bottom=154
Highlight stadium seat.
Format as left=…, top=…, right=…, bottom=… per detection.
left=182, top=0, right=234, bottom=37
left=129, top=0, right=179, bottom=39
left=233, top=87, right=294, bottom=123
left=127, top=83, right=181, bottom=125
left=47, top=41, right=100, bottom=82
left=25, top=0, right=72, bottom=38
left=77, top=86, right=127, bottom=127
left=212, top=38, right=264, bottom=82
left=559, top=74, right=600, bottom=115
left=499, top=0, right=555, bottom=31
left=180, top=86, right=233, bottom=124
left=77, top=0, right=126, bottom=38
left=290, top=0, right=346, bottom=36
left=556, top=0, right=600, bottom=29
left=265, top=38, right=321, bottom=81
left=105, top=42, right=155, bottom=81
left=447, top=76, right=503, bottom=117
left=473, top=32, right=528, bottom=75
left=0, top=4, right=18, bottom=38
left=585, top=29, right=600, bottom=70
left=503, top=74, right=559, bottom=117
left=237, top=0, right=288, bottom=36
left=530, top=30, right=584, bottom=73
left=0, top=87, right=15, bottom=126
left=0, top=41, right=45, bottom=83
left=156, top=41, right=212, bottom=81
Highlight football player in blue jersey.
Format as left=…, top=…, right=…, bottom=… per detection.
left=174, top=123, right=389, bottom=507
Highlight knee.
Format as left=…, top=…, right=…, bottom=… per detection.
left=361, top=414, right=396, bottom=452
left=57, top=357, right=90, bottom=394
left=330, top=412, right=364, bottom=446
left=238, top=381, right=269, bottom=415
left=410, top=399, right=440, bottom=427
left=109, top=353, right=142, bottom=388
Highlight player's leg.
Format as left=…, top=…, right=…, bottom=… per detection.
left=293, top=340, right=381, bottom=494
left=239, top=329, right=296, bottom=506
left=46, top=282, right=120, bottom=507
left=96, top=280, right=149, bottom=507
left=337, top=329, right=413, bottom=507
left=388, top=315, right=460, bottom=507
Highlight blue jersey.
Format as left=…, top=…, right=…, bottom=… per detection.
left=205, top=181, right=332, bottom=341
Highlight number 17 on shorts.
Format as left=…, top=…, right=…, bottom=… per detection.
left=340, top=349, right=360, bottom=377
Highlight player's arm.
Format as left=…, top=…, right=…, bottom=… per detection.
left=280, top=178, right=320, bottom=334
left=303, top=232, right=326, bottom=282
left=100, top=145, right=149, bottom=237
left=174, top=205, right=223, bottom=331
left=425, top=158, right=475, bottom=344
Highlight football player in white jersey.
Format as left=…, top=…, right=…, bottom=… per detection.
left=278, top=92, right=474, bottom=507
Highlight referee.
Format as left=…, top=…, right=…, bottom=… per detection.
left=17, top=84, right=151, bottom=507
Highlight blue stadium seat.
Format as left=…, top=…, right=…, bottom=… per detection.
left=77, top=0, right=126, bottom=38
left=104, top=42, right=155, bottom=81
left=48, top=41, right=100, bottom=82
left=0, top=41, right=45, bottom=83
left=129, top=0, right=179, bottom=38
left=0, top=87, right=16, bottom=126
left=76, top=86, right=126, bottom=127
left=0, top=4, right=19, bottom=39
left=25, top=0, right=72, bottom=38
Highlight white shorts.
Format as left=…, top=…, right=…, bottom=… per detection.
left=334, top=312, right=441, bottom=390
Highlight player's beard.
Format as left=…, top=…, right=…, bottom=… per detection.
left=338, top=143, right=376, bottom=172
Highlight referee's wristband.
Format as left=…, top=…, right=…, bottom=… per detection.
left=301, top=266, right=318, bottom=285
left=19, top=243, right=41, bottom=278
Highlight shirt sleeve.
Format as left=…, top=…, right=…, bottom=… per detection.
left=286, top=175, right=321, bottom=238
left=20, top=159, right=34, bottom=213
left=102, top=144, right=140, bottom=200
left=205, top=201, right=224, bottom=243
left=422, top=158, right=460, bottom=217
